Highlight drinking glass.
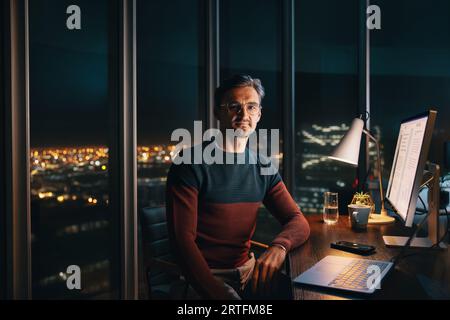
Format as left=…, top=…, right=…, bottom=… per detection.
left=323, top=192, right=339, bottom=224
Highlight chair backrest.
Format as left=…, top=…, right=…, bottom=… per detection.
left=140, top=206, right=177, bottom=296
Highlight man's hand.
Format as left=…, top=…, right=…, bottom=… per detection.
left=251, top=245, right=287, bottom=296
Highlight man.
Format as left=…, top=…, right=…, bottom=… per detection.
left=166, top=74, right=310, bottom=299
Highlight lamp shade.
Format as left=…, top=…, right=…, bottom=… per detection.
left=328, top=118, right=364, bottom=166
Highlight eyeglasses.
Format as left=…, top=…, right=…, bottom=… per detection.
left=220, top=102, right=262, bottom=115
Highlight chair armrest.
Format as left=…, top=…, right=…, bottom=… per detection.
left=250, top=240, right=269, bottom=249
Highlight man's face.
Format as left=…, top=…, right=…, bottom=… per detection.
left=216, top=86, right=262, bottom=137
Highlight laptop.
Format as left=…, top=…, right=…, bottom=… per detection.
left=293, top=256, right=393, bottom=294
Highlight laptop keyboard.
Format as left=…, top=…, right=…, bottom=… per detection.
left=328, top=259, right=391, bottom=292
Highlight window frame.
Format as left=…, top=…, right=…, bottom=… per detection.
left=0, top=0, right=6, bottom=300
left=2, top=0, right=32, bottom=299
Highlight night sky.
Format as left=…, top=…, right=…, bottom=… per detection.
left=29, top=0, right=450, bottom=166
left=29, top=0, right=110, bottom=147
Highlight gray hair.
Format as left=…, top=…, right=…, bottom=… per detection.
left=214, top=74, right=265, bottom=109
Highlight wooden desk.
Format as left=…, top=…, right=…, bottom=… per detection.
left=289, top=214, right=450, bottom=300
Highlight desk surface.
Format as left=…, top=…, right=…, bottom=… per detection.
left=289, top=214, right=450, bottom=300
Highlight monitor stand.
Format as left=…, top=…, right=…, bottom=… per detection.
left=383, top=163, right=447, bottom=249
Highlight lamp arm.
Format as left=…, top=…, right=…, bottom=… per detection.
left=362, top=129, right=387, bottom=215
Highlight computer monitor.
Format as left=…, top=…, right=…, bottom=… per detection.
left=385, top=110, right=437, bottom=228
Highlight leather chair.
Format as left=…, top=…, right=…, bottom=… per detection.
left=140, top=206, right=181, bottom=299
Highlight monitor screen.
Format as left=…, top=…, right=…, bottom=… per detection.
left=386, top=111, right=436, bottom=226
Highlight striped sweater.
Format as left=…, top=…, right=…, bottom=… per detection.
left=166, top=143, right=310, bottom=299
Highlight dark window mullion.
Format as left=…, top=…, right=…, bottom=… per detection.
left=205, top=0, right=219, bottom=129
left=118, top=0, right=138, bottom=300
left=358, top=0, right=370, bottom=190
left=0, top=0, right=5, bottom=300
left=282, top=0, right=295, bottom=193
left=108, top=0, right=138, bottom=300
left=3, top=0, right=32, bottom=300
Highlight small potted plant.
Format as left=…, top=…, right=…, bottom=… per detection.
left=350, top=192, right=375, bottom=213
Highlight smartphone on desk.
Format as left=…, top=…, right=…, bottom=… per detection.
left=331, top=241, right=376, bottom=255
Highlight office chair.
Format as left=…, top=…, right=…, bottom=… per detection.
left=139, top=206, right=269, bottom=299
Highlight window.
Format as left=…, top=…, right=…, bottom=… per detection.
left=220, top=0, right=283, bottom=173
left=371, top=0, right=450, bottom=187
left=136, top=0, right=204, bottom=298
left=29, top=0, right=118, bottom=299
left=294, top=0, right=360, bottom=214
left=136, top=0, right=203, bottom=208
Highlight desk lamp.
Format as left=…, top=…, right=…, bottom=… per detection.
left=328, top=117, right=395, bottom=225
